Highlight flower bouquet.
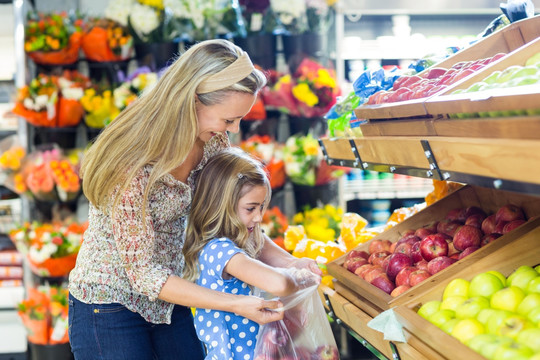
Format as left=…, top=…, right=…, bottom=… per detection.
left=24, top=11, right=85, bottom=66
left=239, top=135, right=286, bottom=189
left=113, top=67, right=158, bottom=111
left=17, top=285, right=70, bottom=345
left=81, top=17, right=134, bottom=62
left=10, top=221, right=87, bottom=277
left=0, top=135, right=26, bottom=175
left=80, top=87, right=121, bottom=129
left=270, top=0, right=307, bottom=35
left=261, top=206, right=288, bottom=250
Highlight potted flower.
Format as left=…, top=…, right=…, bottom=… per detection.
left=24, top=11, right=85, bottom=66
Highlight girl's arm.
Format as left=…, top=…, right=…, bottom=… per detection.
left=224, top=252, right=319, bottom=298
left=258, top=232, right=322, bottom=275
left=158, top=274, right=284, bottom=325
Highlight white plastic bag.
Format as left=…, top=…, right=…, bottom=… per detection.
left=253, top=284, right=339, bottom=360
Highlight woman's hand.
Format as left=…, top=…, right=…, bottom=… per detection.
left=287, top=257, right=323, bottom=276
left=234, top=296, right=284, bottom=325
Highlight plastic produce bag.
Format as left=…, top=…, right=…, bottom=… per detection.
left=253, top=284, right=339, bottom=360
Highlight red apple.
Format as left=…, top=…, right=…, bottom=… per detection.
left=396, top=234, right=420, bottom=246
left=445, top=208, right=464, bottom=221
left=481, top=233, right=502, bottom=247
left=368, top=251, right=391, bottom=267
left=370, top=274, right=396, bottom=294
left=450, top=253, right=461, bottom=260
left=386, top=253, right=413, bottom=281
left=494, top=221, right=508, bottom=234
left=368, top=239, right=392, bottom=254
left=343, top=257, right=368, bottom=273
left=495, top=204, right=525, bottom=223
left=502, top=219, right=527, bottom=234
left=452, top=225, right=483, bottom=251
left=447, top=241, right=460, bottom=256
left=461, top=206, right=487, bottom=221
left=481, top=214, right=497, bottom=234
left=394, top=242, right=413, bottom=257
left=423, top=221, right=439, bottom=233
left=364, top=266, right=385, bottom=283
left=314, top=345, right=339, bottom=360
left=414, top=227, right=434, bottom=240
left=424, top=67, right=448, bottom=79
left=458, top=246, right=480, bottom=260
left=420, top=234, right=449, bottom=261
left=354, top=264, right=374, bottom=278
left=437, top=219, right=463, bottom=237
left=427, top=256, right=457, bottom=275
left=346, top=250, right=370, bottom=261
left=465, top=213, right=487, bottom=228
left=415, top=259, right=429, bottom=271
left=410, top=241, right=423, bottom=263
left=395, top=266, right=416, bottom=286
left=409, top=269, right=431, bottom=286
left=391, top=284, right=411, bottom=297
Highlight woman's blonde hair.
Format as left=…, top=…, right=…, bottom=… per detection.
left=183, top=147, right=271, bottom=282
left=80, top=39, right=267, bottom=214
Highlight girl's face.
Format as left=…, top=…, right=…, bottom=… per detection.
left=196, top=92, right=257, bottom=142
left=237, top=185, right=267, bottom=233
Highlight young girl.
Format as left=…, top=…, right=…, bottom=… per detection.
left=184, top=147, right=320, bottom=360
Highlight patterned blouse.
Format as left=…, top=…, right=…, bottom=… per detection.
left=68, top=133, right=229, bottom=324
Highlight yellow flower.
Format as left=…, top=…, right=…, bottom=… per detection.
left=138, top=0, right=164, bottom=10
left=315, top=69, right=336, bottom=89
left=292, top=83, right=318, bottom=107
left=292, top=212, right=304, bottom=224
left=274, top=74, right=291, bottom=91
left=302, top=137, right=319, bottom=156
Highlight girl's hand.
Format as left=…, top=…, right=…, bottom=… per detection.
left=235, top=296, right=284, bottom=325
left=290, top=268, right=321, bottom=289
left=288, top=257, right=323, bottom=276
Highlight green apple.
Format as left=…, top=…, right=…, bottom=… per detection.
left=455, top=296, right=490, bottom=319
left=517, top=293, right=540, bottom=316
left=493, top=342, right=534, bottom=360
left=526, top=307, right=540, bottom=326
left=496, top=65, right=523, bottom=83
left=465, top=82, right=488, bottom=93
left=516, top=328, right=540, bottom=352
left=477, top=308, right=498, bottom=325
left=417, top=300, right=441, bottom=319
left=479, top=335, right=513, bottom=359
left=486, top=310, right=513, bottom=334
left=513, top=265, right=536, bottom=274
left=450, top=318, right=484, bottom=343
left=466, top=333, right=498, bottom=353
left=443, top=278, right=470, bottom=300
left=525, top=52, right=540, bottom=66
left=486, top=270, right=507, bottom=287
left=482, top=71, right=502, bottom=84
left=535, top=264, right=540, bottom=273
left=508, top=269, right=539, bottom=292
left=429, top=309, right=456, bottom=327
left=441, top=296, right=468, bottom=312
left=527, top=276, right=540, bottom=293
left=510, top=65, right=539, bottom=80
left=496, top=314, right=533, bottom=339
left=440, top=318, right=460, bottom=334
left=469, top=272, right=504, bottom=299
left=491, top=286, right=526, bottom=312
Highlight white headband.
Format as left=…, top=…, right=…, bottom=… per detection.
left=197, top=52, right=255, bottom=94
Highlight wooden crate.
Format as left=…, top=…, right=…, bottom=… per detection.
left=327, top=184, right=540, bottom=312
left=425, top=36, right=540, bottom=116
left=353, top=15, right=540, bottom=121
left=394, top=225, right=540, bottom=360
left=326, top=283, right=443, bottom=360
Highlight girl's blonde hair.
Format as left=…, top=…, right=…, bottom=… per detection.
left=183, top=147, right=271, bottom=282
left=80, top=39, right=267, bottom=214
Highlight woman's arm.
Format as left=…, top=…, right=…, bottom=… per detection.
left=258, top=232, right=322, bottom=275
left=158, top=275, right=283, bottom=325
left=225, top=252, right=319, bottom=298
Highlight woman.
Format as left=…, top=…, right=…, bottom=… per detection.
left=68, top=39, right=320, bottom=360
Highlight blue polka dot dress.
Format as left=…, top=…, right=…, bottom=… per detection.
left=194, top=238, right=260, bottom=360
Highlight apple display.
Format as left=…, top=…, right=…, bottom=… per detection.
left=368, top=251, right=391, bottom=267
left=450, top=318, right=485, bottom=344
left=427, top=256, right=457, bottom=275
left=481, top=215, right=498, bottom=234
left=455, top=296, right=490, bottom=319
left=507, top=268, right=539, bottom=292
left=394, top=242, right=413, bottom=257
left=491, top=286, right=526, bottom=313
left=469, top=272, right=504, bottom=299
left=458, top=246, right=480, bottom=260
left=386, top=253, right=413, bottom=281
left=453, top=225, right=483, bottom=251
left=370, top=274, right=396, bottom=294
left=417, top=300, right=441, bottom=319
left=443, top=278, right=470, bottom=299
left=495, top=204, right=526, bottom=223
left=354, top=264, right=374, bottom=278
left=420, top=234, right=449, bottom=261
left=502, top=219, right=527, bottom=234
left=409, top=269, right=431, bottom=286
left=368, top=239, right=392, bottom=254
left=364, top=266, right=385, bottom=283
left=343, top=257, right=368, bottom=273
left=441, top=296, right=468, bottom=312
left=395, top=266, right=416, bottom=287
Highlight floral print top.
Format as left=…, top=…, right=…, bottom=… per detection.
left=68, top=133, right=229, bottom=324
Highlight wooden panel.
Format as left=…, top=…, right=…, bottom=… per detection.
left=432, top=117, right=540, bottom=139
left=425, top=36, right=540, bottom=116
left=354, top=100, right=429, bottom=121
left=320, top=138, right=356, bottom=161
left=427, top=137, right=540, bottom=184
left=328, top=185, right=540, bottom=311
left=393, top=226, right=540, bottom=360
left=360, top=119, right=436, bottom=137
left=352, top=137, right=428, bottom=168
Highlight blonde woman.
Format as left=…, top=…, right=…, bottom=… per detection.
left=184, top=147, right=320, bottom=360
left=68, top=39, right=320, bottom=360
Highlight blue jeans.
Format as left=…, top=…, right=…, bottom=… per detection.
left=68, top=293, right=205, bottom=360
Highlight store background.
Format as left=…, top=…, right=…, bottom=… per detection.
left=1, top=1, right=537, bottom=359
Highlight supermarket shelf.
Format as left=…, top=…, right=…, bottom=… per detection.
left=344, top=178, right=433, bottom=201
left=320, top=136, right=540, bottom=196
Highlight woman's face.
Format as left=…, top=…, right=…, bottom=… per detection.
left=237, top=185, right=267, bottom=233
left=196, top=92, right=257, bottom=142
